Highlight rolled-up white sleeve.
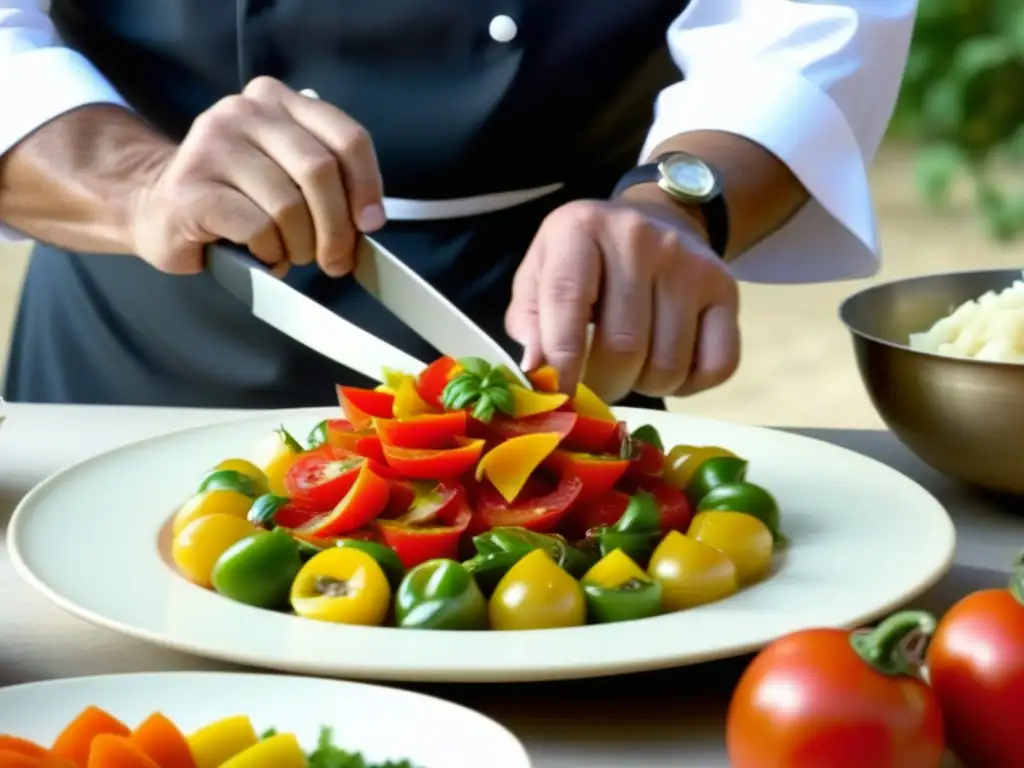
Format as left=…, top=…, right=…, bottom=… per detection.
left=0, top=0, right=129, bottom=241
left=643, top=0, right=917, bottom=284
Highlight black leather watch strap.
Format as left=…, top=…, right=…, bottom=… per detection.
left=611, top=159, right=730, bottom=258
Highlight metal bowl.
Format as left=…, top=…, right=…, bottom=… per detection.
left=840, top=268, right=1024, bottom=496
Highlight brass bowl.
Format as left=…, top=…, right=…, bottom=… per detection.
left=840, top=268, right=1024, bottom=496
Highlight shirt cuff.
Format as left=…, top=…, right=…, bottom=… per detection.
left=0, top=46, right=130, bottom=243
left=641, top=63, right=880, bottom=285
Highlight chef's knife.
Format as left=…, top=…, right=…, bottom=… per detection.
left=205, top=240, right=531, bottom=387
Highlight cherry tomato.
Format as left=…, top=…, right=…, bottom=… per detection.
left=380, top=439, right=485, bottom=479
left=259, top=427, right=304, bottom=496
left=415, top=356, right=459, bottom=407
left=375, top=411, right=468, bottom=449
left=172, top=489, right=253, bottom=536
left=336, top=385, right=395, bottom=429
left=560, top=490, right=630, bottom=540
left=663, top=444, right=736, bottom=489
left=647, top=530, right=738, bottom=610
left=377, top=482, right=472, bottom=568
left=290, top=547, right=391, bottom=625
left=283, top=447, right=364, bottom=509
left=562, top=415, right=620, bottom=453
left=489, top=412, right=578, bottom=442
left=172, top=514, right=259, bottom=587
left=927, top=557, right=1024, bottom=768
left=606, top=422, right=664, bottom=478
left=688, top=511, right=773, bottom=585
left=628, top=475, right=693, bottom=533
left=727, top=611, right=945, bottom=768
left=542, top=450, right=629, bottom=501
left=211, top=459, right=269, bottom=496
left=489, top=549, right=586, bottom=630
left=470, top=475, right=583, bottom=532
left=293, top=461, right=390, bottom=537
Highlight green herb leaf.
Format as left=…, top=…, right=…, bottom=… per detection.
left=473, top=393, right=496, bottom=423
left=487, top=385, right=515, bottom=416
left=457, top=357, right=491, bottom=377
left=277, top=426, right=303, bottom=453
left=304, top=725, right=418, bottom=768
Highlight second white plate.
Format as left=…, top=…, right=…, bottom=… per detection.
left=8, top=407, right=956, bottom=682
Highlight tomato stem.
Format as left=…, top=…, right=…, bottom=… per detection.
left=849, top=610, right=937, bottom=678
left=1009, top=551, right=1024, bottom=606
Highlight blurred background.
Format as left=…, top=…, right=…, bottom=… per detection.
left=0, top=0, right=1020, bottom=427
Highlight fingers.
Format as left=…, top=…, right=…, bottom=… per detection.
left=635, top=269, right=696, bottom=397
left=675, top=302, right=741, bottom=397
left=505, top=256, right=543, bottom=371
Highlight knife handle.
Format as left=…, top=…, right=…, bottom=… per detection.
left=204, top=240, right=269, bottom=307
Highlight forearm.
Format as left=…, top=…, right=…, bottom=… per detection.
left=0, top=105, right=174, bottom=253
left=619, top=130, right=808, bottom=260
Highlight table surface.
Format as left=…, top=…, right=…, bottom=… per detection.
left=2, top=404, right=1021, bottom=766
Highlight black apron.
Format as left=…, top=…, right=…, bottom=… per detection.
left=4, top=0, right=686, bottom=409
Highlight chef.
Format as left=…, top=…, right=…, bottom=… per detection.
left=0, top=0, right=916, bottom=409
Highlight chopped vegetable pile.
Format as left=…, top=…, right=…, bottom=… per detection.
left=169, top=357, right=785, bottom=630
left=0, top=707, right=418, bottom=768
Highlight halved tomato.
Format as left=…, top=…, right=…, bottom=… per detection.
left=490, top=412, right=578, bottom=442
left=563, top=415, right=621, bottom=453
left=626, top=475, right=693, bottom=532
left=559, top=489, right=630, bottom=540
left=469, top=474, right=583, bottom=533
left=415, top=356, right=459, bottom=408
left=375, top=411, right=467, bottom=449
left=325, top=424, right=387, bottom=463
left=377, top=482, right=472, bottom=568
left=283, top=447, right=365, bottom=509
left=294, top=461, right=391, bottom=537
left=543, top=449, right=629, bottom=501
left=380, top=439, right=485, bottom=479
left=337, top=385, right=395, bottom=429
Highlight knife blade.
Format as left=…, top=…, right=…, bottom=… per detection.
left=206, top=241, right=428, bottom=383
left=353, top=237, right=532, bottom=387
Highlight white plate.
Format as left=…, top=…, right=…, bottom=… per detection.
left=8, top=407, right=956, bottom=682
left=0, top=671, right=530, bottom=767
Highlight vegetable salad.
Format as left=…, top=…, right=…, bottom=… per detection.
left=0, top=707, right=417, bottom=768
left=169, top=357, right=785, bottom=631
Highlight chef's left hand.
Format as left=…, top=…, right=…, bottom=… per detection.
left=505, top=199, right=740, bottom=403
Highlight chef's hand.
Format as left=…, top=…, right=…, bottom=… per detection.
left=505, top=199, right=740, bottom=403
left=128, top=77, right=384, bottom=277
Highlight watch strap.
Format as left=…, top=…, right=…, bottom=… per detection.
left=611, top=157, right=730, bottom=258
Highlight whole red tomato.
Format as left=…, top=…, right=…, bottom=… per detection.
left=927, top=557, right=1024, bottom=768
left=727, top=611, right=945, bottom=768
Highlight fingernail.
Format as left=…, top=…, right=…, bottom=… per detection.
left=299, top=88, right=320, bottom=99
left=357, top=204, right=386, bottom=233
left=323, top=259, right=352, bottom=278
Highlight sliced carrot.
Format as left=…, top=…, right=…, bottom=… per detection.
left=128, top=715, right=195, bottom=768
left=51, top=708, right=130, bottom=768
left=85, top=736, right=159, bottom=768
left=0, top=738, right=48, bottom=759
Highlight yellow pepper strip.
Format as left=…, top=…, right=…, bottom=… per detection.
left=475, top=432, right=562, bottom=502
left=219, top=733, right=307, bottom=768
left=260, top=431, right=303, bottom=496
left=381, top=366, right=413, bottom=390
left=392, top=377, right=435, bottom=419
left=290, top=547, right=391, bottom=626
left=509, top=385, right=569, bottom=418
left=582, top=548, right=649, bottom=589
left=186, top=715, right=259, bottom=768
left=570, top=382, right=616, bottom=422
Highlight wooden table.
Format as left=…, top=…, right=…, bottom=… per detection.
left=2, top=404, right=1020, bottom=766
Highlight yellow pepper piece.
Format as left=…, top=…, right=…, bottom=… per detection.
left=474, top=432, right=562, bottom=502
left=583, top=548, right=649, bottom=589
left=290, top=547, right=391, bottom=625
left=172, top=489, right=253, bottom=536
left=571, top=382, right=616, bottom=422
left=392, top=377, right=434, bottom=419
left=374, top=384, right=396, bottom=394
left=213, top=459, right=270, bottom=494
left=509, top=385, right=569, bottom=418
left=688, top=511, right=774, bottom=586
left=187, top=715, right=259, bottom=768
left=663, top=445, right=737, bottom=489
left=219, top=733, right=307, bottom=768
left=260, top=430, right=303, bottom=496
left=381, top=366, right=413, bottom=390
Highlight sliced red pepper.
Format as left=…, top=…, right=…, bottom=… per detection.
left=562, top=414, right=621, bottom=453
left=490, top=411, right=578, bottom=442
left=543, top=449, right=629, bottom=501
left=283, top=447, right=365, bottom=509
left=325, top=424, right=387, bottom=463
left=469, top=474, right=583, bottom=533
left=375, top=411, right=467, bottom=449
left=295, top=461, right=391, bottom=537
left=381, top=438, right=485, bottom=479
left=337, top=385, right=395, bottom=429
left=628, top=475, right=693, bottom=533
left=415, top=356, right=459, bottom=408
left=559, top=489, right=630, bottom=540
left=376, top=482, right=472, bottom=568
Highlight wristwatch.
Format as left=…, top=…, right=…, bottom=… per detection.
left=611, top=151, right=730, bottom=258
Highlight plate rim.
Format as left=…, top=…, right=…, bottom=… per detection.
left=7, top=406, right=957, bottom=682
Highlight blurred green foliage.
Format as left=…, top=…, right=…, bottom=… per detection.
left=891, top=0, right=1024, bottom=239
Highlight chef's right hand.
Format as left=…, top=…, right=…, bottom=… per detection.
left=128, top=77, right=384, bottom=277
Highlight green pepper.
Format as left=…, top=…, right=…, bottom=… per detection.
left=248, top=494, right=291, bottom=528
left=630, top=424, right=664, bottom=453
left=587, top=491, right=662, bottom=564
left=198, top=469, right=260, bottom=498
left=582, top=549, right=663, bottom=624
left=307, top=419, right=329, bottom=449
left=684, top=456, right=749, bottom=506
left=464, top=526, right=596, bottom=593
left=464, top=550, right=524, bottom=595
left=335, top=539, right=406, bottom=590
left=211, top=529, right=302, bottom=609
left=394, top=559, right=488, bottom=630
left=697, top=480, right=784, bottom=544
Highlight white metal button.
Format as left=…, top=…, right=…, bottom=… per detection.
left=488, top=15, right=518, bottom=44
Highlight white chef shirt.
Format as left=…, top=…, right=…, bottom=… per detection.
left=0, top=0, right=917, bottom=284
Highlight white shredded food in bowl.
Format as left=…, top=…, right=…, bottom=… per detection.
left=908, top=272, right=1024, bottom=363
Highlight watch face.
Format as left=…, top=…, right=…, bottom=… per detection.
left=659, top=154, right=718, bottom=199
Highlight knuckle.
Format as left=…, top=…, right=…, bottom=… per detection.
left=267, top=191, right=306, bottom=224
left=602, top=328, right=644, bottom=354
left=558, top=199, right=605, bottom=230
left=243, top=76, right=285, bottom=100
left=542, top=274, right=588, bottom=306
left=294, top=154, right=339, bottom=186
left=337, top=124, right=372, bottom=157
left=215, top=94, right=258, bottom=120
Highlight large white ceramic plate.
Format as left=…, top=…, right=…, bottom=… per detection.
left=8, top=407, right=956, bottom=682
left=0, top=672, right=530, bottom=767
